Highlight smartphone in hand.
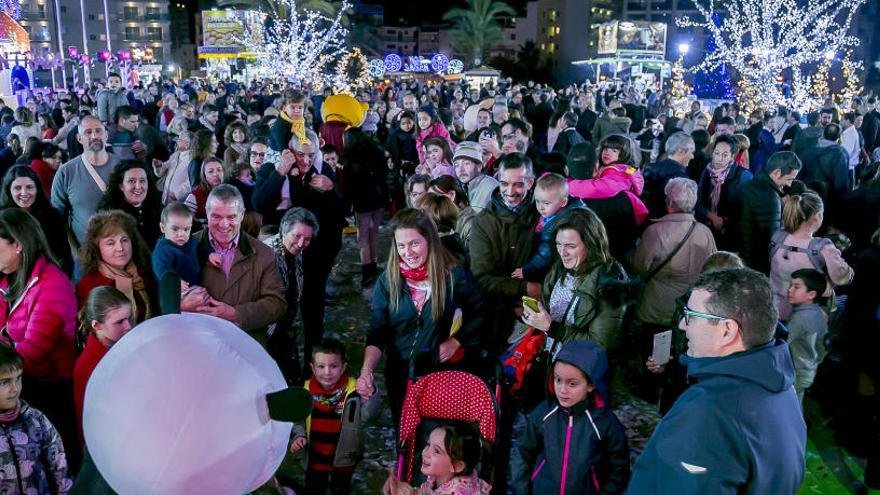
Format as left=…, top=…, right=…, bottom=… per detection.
left=652, top=330, right=673, bottom=366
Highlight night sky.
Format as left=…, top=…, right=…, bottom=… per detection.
left=359, top=0, right=528, bottom=25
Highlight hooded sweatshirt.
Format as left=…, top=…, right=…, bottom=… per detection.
left=511, top=340, right=630, bottom=495
left=568, top=164, right=649, bottom=225
left=628, top=339, right=807, bottom=494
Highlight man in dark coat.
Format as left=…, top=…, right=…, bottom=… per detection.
left=629, top=268, right=806, bottom=494
left=739, top=152, right=802, bottom=273
left=551, top=111, right=585, bottom=158
left=861, top=96, right=880, bottom=154
left=798, top=123, right=850, bottom=227
left=643, top=132, right=694, bottom=219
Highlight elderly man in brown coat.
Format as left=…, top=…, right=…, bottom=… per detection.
left=181, top=184, right=287, bottom=335
left=632, top=177, right=717, bottom=329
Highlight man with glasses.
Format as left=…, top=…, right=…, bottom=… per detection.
left=629, top=268, right=806, bottom=494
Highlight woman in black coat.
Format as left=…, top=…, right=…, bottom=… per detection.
left=0, top=165, right=73, bottom=276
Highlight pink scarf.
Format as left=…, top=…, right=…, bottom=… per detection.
left=708, top=162, right=733, bottom=213
left=0, top=400, right=21, bottom=424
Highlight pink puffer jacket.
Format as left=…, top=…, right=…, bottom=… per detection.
left=568, top=164, right=649, bottom=224
left=416, top=122, right=456, bottom=163
left=0, top=256, right=77, bottom=381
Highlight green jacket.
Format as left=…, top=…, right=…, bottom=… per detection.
left=469, top=189, right=539, bottom=351
left=540, top=260, right=629, bottom=356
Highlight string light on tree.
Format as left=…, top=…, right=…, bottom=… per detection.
left=677, top=0, right=866, bottom=110
left=811, top=55, right=832, bottom=102
left=839, top=50, right=864, bottom=107
left=234, top=0, right=351, bottom=84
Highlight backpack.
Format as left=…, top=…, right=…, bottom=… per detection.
left=768, top=229, right=831, bottom=273
left=500, top=326, right=546, bottom=400
left=768, top=229, right=839, bottom=313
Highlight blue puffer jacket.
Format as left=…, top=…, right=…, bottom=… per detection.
left=627, top=339, right=806, bottom=494
left=520, top=197, right=585, bottom=282
left=511, top=341, right=630, bottom=495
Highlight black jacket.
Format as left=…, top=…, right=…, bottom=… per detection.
left=799, top=141, right=849, bottom=225
left=739, top=171, right=784, bottom=273
left=576, top=108, right=598, bottom=142
left=696, top=164, right=753, bottom=250
left=551, top=128, right=586, bottom=158
left=366, top=265, right=486, bottom=376
left=253, top=162, right=345, bottom=229
left=342, top=135, right=388, bottom=213
left=642, top=158, right=688, bottom=219
left=863, top=109, right=880, bottom=153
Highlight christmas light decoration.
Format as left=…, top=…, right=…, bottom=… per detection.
left=234, top=0, right=351, bottom=84
left=384, top=53, right=402, bottom=72
left=678, top=0, right=866, bottom=109
left=839, top=50, right=864, bottom=108
left=447, top=59, right=464, bottom=74
left=692, top=13, right=734, bottom=99
left=811, top=58, right=831, bottom=102
left=333, top=47, right=371, bottom=94
left=430, top=53, right=449, bottom=72
left=368, top=59, right=385, bottom=78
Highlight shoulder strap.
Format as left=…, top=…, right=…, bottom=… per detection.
left=81, top=157, right=107, bottom=193
left=645, top=221, right=697, bottom=282
left=807, top=237, right=831, bottom=272
left=769, top=229, right=789, bottom=259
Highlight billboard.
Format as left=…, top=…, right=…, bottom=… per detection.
left=198, top=10, right=265, bottom=59
left=597, top=21, right=667, bottom=55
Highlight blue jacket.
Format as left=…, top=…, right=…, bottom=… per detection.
left=521, top=197, right=585, bottom=282
left=151, top=237, right=213, bottom=286
left=511, top=341, right=630, bottom=494
left=627, top=339, right=806, bottom=495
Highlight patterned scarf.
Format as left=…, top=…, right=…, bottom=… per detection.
left=280, top=111, right=311, bottom=146
left=708, top=162, right=733, bottom=213
left=98, top=261, right=152, bottom=322
left=308, top=373, right=349, bottom=414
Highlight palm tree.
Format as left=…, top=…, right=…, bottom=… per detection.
left=443, top=0, right=516, bottom=66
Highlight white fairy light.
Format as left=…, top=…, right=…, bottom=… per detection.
left=677, top=0, right=865, bottom=109
left=235, top=0, right=352, bottom=85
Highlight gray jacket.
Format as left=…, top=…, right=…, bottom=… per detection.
left=465, top=173, right=499, bottom=211
left=787, top=303, right=828, bottom=394
left=292, top=377, right=382, bottom=468
left=96, top=88, right=129, bottom=123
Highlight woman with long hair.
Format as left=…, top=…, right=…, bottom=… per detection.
left=76, top=210, right=156, bottom=325
left=222, top=120, right=251, bottom=167
left=357, top=208, right=485, bottom=425
left=769, top=190, right=853, bottom=320
left=187, top=128, right=218, bottom=189
left=97, top=160, right=163, bottom=247
left=0, top=165, right=73, bottom=275
left=0, top=208, right=79, bottom=466
left=184, top=157, right=225, bottom=225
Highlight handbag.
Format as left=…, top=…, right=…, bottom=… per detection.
left=622, top=221, right=698, bottom=307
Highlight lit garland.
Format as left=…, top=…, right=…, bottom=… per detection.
left=839, top=50, right=864, bottom=108
left=811, top=59, right=831, bottom=102
left=789, top=66, right=821, bottom=113
left=333, top=47, right=371, bottom=94
left=235, top=0, right=351, bottom=85
left=677, top=0, right=866, bottom=110
left=669, top=55, right=690, bottom=100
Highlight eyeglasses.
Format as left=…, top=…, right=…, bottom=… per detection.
left=682, top=305, right=733, bottom=326
left=250, top=151, right=266, bottom=158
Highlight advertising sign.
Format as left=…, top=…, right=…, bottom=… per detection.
left=198, top=10, right=264, bottom=59
left=597, top=21, right=667, bottom=55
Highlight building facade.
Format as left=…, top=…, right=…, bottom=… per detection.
left=19, top=0, right=171, bottom=82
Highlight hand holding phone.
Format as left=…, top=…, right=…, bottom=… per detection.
left=652, top=330, right=673, bottom=366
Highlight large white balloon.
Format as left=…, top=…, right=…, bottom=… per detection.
left=83, top=313, right=292, bottom=494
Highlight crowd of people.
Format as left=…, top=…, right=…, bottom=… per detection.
left=0, top=69, right=878, bottom=494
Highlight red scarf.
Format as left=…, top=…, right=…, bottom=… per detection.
left=308, top=373, right=349, bottom=413
left=399, top=262, right=428, bottom=282
left=0, top=400, right=22, bottom=424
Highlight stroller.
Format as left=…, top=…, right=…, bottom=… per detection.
left=396, top=370, right=500, bottom=486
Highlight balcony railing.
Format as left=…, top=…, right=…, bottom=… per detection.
left=119, top=13, right=170, bottom=22
left=19, top=12, right=49, bottom=21
left=122, top=34, right=163, bottom=42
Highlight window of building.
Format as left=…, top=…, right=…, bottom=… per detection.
left=88, top=14, right=95, bottom=20
left=549, top=9, right=557, bottom=21
left=145, top=7, right=161, bottom=19
left=89, top=34, right=96, bottom=40
left=125, top=26, right=139, bottom=40
left=60, top=6, right=66, bottom=13
left=123, top=6, right=138, bottom=20
left=146, top=27, right=162, bottom=41
left=37, top=3, right=46, bottom=16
